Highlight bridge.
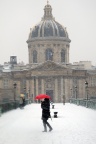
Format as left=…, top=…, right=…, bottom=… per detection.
left=0, top=103, right=96, bottom=144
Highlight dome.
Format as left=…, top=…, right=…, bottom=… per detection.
left=28, top=2, right=70, bottom=42
left=30, top=21, right=68, bottom=38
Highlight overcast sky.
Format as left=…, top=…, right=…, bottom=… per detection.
left=0, top=0, right=96, bottom=65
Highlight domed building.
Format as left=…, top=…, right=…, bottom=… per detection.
left=25, top=2, right=86, bottom=102
left=27, top=2, right=71, bottom=66
left=0, top=2, right=96, bottom=103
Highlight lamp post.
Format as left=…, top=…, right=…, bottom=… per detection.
left=28, top=89, right=30, bottom=98
left=70, top=88, right=72, bottom=98
left=75, top=86, right=77, bottom=99
left=24, top=87, right=26, bottom=97
left=63, top=94, right=65, bottom=105
left=32, top=94, right=33, bottom=103
left=28, top=89, right=30, bottom=103
left=13, top=82, right=17, bottom=108
left=85, top=81, right=88, bottom=100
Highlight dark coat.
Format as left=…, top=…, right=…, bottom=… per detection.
left=41, top=99, right=50, bottom=120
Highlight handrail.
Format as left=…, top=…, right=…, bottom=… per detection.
left=70, top=98, right=96, bottom=109
left=0, top=99, right=32, bottom=114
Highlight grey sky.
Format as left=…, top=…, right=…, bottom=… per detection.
left=0, top=0, right=96, bottom=65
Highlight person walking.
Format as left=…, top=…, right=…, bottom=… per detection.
left=19, top=97, right=23, bottom=109
left=19, top=96, right=25, bottom=109
left=22, top=97, right=25, bottom=107
left=41, top=98, right=53, bottom=132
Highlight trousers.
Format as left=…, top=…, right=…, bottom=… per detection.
left=43, top=118, right=52, bottom=131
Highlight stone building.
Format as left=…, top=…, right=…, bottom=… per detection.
left=0, top=2, right=96, bottom=102
left=25, top=2, right=87, bottom=102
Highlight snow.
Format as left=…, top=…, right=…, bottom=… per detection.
left=0, top=103, right=96, bottom=144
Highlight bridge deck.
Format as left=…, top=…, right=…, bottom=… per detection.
left=0, top=103, right=96, bottom=144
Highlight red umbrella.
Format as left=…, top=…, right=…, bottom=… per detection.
left=35, top=94, right=50, bottom=100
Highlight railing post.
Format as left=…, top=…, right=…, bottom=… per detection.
left=86, top=100, right=88, bottom=108
left=0, top=107, right=2, bottom=117
left=54, top=112, right=58, bottom=118
left=85, top=81, right=88, bottom=108
left=52, top=104, right=55, bottom=109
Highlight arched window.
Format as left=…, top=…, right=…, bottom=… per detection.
left=61, top=49, right=65, bottom=62
left=46, top=49, right=53, bottom=61
left=33, top=50, right=37, bottom=63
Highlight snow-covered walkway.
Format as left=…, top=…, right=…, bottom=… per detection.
left=0, top=103, right=96, bottom=144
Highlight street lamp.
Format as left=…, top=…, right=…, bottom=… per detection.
left=13, top=82, right=17, bottom=101
left=70, top=88, right=72, bottom=98
left=24, top=87, right=26, bottom=97
left=63, top=94, right=65, bottom=105
left=75, top=86, right=77, bottom=99
left=28, top=89, right=30, bottom=103
left=28, top=89, right=30, bottom=98
left=32, top=94, right=33, bottom=102
left=85, top=81, right=88, bottom=100
left=13, top=82, right=17, bottom=108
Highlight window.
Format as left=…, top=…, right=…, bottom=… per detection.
left=3, top=79, right=8, bottom=88
left=61, top=49, right=65, bottom=62
left=33, top=50, right=37, bottom=63
left=46, top=49, right=53, bottom=61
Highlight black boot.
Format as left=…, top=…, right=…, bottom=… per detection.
left=46, top=121, right=53, bottom=132
left=49, top=128, right=53, bottom=132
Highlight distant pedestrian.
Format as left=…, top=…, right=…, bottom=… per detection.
left=41, top=98, right=53, bottom=132
left=22, top=97, right=25, bottom=107
left=19, top=97, right=25, bottom=109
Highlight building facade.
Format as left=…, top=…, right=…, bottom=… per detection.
left=0, top=2, right=96, bottom=102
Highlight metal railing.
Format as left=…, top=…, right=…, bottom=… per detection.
left=70, top=98, right=96, bottom=109
left=0, top=99, right=32, bottom=116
